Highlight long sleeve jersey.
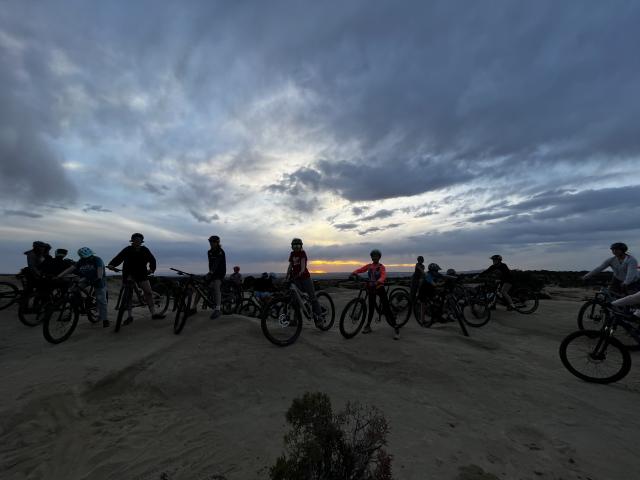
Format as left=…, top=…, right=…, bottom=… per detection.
left=353, top=262, right=387, bottom=287
left=584, top=255, right=639, bottom=285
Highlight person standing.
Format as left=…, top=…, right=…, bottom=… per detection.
left=410, top=256, right=425, bottom=304
left=107, top=233, right=165, bottom=323
left=207, top=235, right=227, bottom=319
left=350, top=249, right=399, bottom=340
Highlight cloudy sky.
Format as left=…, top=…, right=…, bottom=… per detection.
left=1, top=1, right=639, bottom=274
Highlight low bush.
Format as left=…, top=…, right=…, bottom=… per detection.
left=270, top=392, right=393, bottom=480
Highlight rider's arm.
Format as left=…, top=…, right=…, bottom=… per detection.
left=583, top=258, right=612, bottom=280
left=107, top=248, right=127, bottom=269
left=56, top=265, right=76, bottom=278
left=352, top=264, right=369, bottom=276
left=623, top=256, right=638, bottom=286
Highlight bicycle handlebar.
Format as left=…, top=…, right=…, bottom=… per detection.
left=170, top=267, right=196, bottom=276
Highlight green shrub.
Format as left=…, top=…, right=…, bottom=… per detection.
left=270, top=392, right=393, bottom=480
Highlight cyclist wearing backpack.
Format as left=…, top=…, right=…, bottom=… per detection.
left=582, top=242, right=640, bottom=294
left=350, top=249, right=399, bottom=339
left=107, top=233, right=165, bottom=322
left=57, top=247, right=109, bottom=327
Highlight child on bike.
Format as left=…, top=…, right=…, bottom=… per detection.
left=107, top=233, right=165, bottom=323
left=350, top=249, right=399, bottom=340
left=57, top=247, right=109, bottom=327
left=286, top=238, right=322, bottom=323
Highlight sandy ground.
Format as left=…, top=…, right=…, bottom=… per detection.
left=1, top=279, right=639, bottom=480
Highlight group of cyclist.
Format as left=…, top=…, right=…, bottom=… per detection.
left=18, top=234, right=640, bottom=337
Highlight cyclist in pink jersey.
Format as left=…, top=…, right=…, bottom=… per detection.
left=351, top=249, right=399, bottom=339
left=286, top=238, right=322, bottom=321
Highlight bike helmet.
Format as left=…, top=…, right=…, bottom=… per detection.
left=417, top=256, right=424, bottom=263
left=130, top=232, right=144, bottom=242
left=55, top=248, right=68, bottom=257
left=233, top=266, right=240, bottom=273
left=208, top=235, right=220, bottom=242
left=490, top=254, right=502, bottom=261
left=610, top=242, right=628, bottom=252
left=32, top=240, right=46, bottom=248
left=78, top=247, right=94, bottom=258
left=446, top=268, right=457, bottom=276
left=261, top=272, right=269, bottom=278
left=427, top=263, right=441, bottom=272
left=291, top=238, right=303, bottom=246
left=370, top=249, right=382, bottom=259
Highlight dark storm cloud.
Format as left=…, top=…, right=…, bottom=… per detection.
left=3, top=210, right=43, bottom=218
left=188, top=210, right=219, bottom=224
left=465, top=186, right=640, bottom=224
left=358, top=223, right=402, bottom=236
left=82, top=204, right=112, bottom=213
left=333, top=223, right=359, bottom=231
left=360, top=209, right=396, bottom=222
left=143, top=182, right=169, bottom=195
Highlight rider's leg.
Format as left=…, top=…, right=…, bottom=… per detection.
left=363, top=286, right=376, bottom=332
left=501, top=282, right=515, bottom=308
left=139, top=280, right=156, bottom=315
left=210, top=279, right=222, bottom=318
left=296, top=277, right=321, bottom=316
left=95, top=285, right=109, bottom=326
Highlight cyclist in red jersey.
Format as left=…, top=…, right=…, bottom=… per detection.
left=351, top=249, right=399, bottom=339
left=286, top=238, right=322, bottom=322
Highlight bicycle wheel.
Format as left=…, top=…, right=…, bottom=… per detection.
left=18, top=292, right=47, bottom=327
left=512, top=289, right=539, bottom=314
left=261, top=299, right=302, bottom=346
left=43, top=300, right=80, bottom=344
left=115, top=285, right=133, bottom=333
left=413, top=300, right=435, bottom=328
left=314, top=292, right=335, bottom=331
left=152, top=288, right=170, bottom=315
left=0, top=282, right=19, bottom=310
left=446, top=296, right=470, bottom=337
left=577, top=300, right=609, bottom=330
left=389, top=290, right=411, bottom=327
left=239, top=300, right=259, bottom=317
left=174, top=291, right=193, bottom=335
left=339, top=298, right=367, bottom=339
left=559, top=330, right=631, bottom=384
left=464, top=294, right=491, bottom=328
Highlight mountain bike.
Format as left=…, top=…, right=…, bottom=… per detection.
left=192, top=279, right=242, bottom=315
left=412, top=282, right=470, bottom=336
left=170, top=268, right=224, bottom=334
left=41, top=277, right=100, bottom=344
left=338, top=279, right=401, bottom=339
left=474, top=279, right=539, bottom=314
left=110, top=267, right=170, bottom=333
left=559, top=304, right=639, bottom=383
left=413, top=278, right=491, bottom=328
left=261, top=281, right=336, bottom=347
